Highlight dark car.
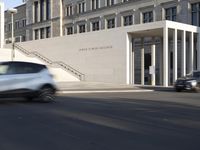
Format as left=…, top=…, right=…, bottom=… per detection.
left=174, top=71, right=200, bottom=92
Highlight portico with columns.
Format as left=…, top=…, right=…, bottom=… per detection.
left=126, top=20, right=200, bottom=87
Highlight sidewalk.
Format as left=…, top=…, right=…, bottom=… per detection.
left=56, top=81, right=174, bottom=93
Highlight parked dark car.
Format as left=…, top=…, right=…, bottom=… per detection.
left=174, top=71, right=200, bottom=92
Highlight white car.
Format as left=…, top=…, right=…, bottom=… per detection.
left=0, top=61, right=57, bottom=101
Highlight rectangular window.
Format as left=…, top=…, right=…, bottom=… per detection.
left=79, top=24, right=86, bottom=33
left=46, top=0, right=51, bottom=20
left=191, top=3, right=200, bottom=26
left=67, top=27, right=73, bottom=35
left=15, top=21, right=20, bottom=30
left=35, top=29, right=39, bottom=40
left=46, top=26, right=51, bottom=38
left=40, top=28, right=45, bottom=39
left=91, top=0, right=99, bottom=10
left=40, top=0, right=44, bottom=21
left=143, top=11, right=153, bottom=23
left=107, top=18, right=115, bottom=29
left=22, top=19, right=26, bottom=27
left=107, top=0, right=115, bottom=6
left=124, top=15, right=133, bottom=26
left=34, top=1, right=38, bottom=23
left=78, top=1, right=85, bottom=14
left=92, top=21, right=99, bottom=31
left=66, top=5, right=73, bottom=16
left=165, top=7, right=177, bottom=21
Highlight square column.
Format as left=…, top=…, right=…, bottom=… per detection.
left=181, top=30, right=186, bottom=77
left=159, top=38, right=163, bottom=85
left=141, top=38, right=145, bottom=85
left=189, top=32, right=194, bottom=73
left=173, top=29, right=178, bottom=82
left=163, top=27, right=168, bottom=87
left=151, top=38, right=156, bottom=86
left=197, top=33, right=200, bottom=70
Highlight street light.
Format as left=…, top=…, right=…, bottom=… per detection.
left=8, top=8, right=17, bottom=61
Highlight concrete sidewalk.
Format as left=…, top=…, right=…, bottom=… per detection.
left=55, top=81, right=174, bottom=93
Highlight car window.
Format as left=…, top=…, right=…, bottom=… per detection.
left=7, top=63, right=38, bottom=74
left=0, top=64, right=9, bottom=75
left=193, top=72, right=200, bottom=78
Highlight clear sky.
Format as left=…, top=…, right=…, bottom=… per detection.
left=1, top=0, right=24, bottom=10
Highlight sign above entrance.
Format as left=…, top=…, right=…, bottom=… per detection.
left=79, top=45, right=113, bottom=52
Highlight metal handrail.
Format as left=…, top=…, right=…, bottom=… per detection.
left=14, top=43, right=85, bottom=80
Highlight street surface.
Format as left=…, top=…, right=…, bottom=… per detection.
left=0, top=91, right=200, bottom=150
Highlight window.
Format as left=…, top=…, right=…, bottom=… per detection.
left=143, top=11, right=153, bottom=23
left=191, top=3, right=200, bottom=26
left=40, top=0, right=44, bottom=21
left=35, top=29, right=39, bottom=40
left=15, top=21, right=20, bottom=30
left=79, top=24, right=86, bottom=33
left=34, top=1, right=39, bottom=23
left=40, top=28, right=45, bottom=39
left=91, top=0, right=99, bottom=10
left=78, top=1, right=86, bottom=13
left=124, top=15, right=133, bottom=26
left=46, top=27, right=51, bottom=38
left=8, top=23, right=11, bottom=32
left=107, top=18, right=115, bottom=29
left=66, top=5, right=73, bottom=16
left=22, top=19, right=26, bottom=27
left=67, top=27, right=73, bottom=35
left=107, top=0, right=115, bottom=6
left=92, top=21, right=99, bottom=31
left=165, top=7, right=177, bottom=21
left=46, top=0, right=51, bottom=20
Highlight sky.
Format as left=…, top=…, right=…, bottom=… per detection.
left=1, top=0, right=24, bottom=10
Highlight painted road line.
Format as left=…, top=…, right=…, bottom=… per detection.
left=57, top=89, right=154, bottom=94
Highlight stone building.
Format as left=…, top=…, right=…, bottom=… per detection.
left=3, top=0, right=200, bottom=86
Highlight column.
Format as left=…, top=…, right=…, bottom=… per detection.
left=159, top=38, right=163, bottom=85
left=181, top=30, right=186, bottom=76
left=60, top=0, right=63, bottom=36
left=38, top=0, right=41, bottom=22
left=163, top=27, right=168, bottom=87
left=44, top=0, right=47, bottom=21
left=141, top=38, right=145, bottom=85
left=189, top=32, right=194, bottom=73
left=173, top=29, right=178, bottom=82
left=126, top=34, right=132, bottom=84
left=151, top=37, right=156, bottom=86
left=131, top=38, right=135, bottom=85
left=197, top=33, right=200, bottom=70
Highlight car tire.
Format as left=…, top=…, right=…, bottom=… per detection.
left=25, top=96, right=35, bottom=101
left=39, top=87, right=55, bottom=102
left=175, top=88, right=182, bottom=92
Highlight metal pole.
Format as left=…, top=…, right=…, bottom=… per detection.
left=11, top=13, right=15, bottom=61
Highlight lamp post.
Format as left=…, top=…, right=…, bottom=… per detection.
left=8, top=8, right=17, bottom=61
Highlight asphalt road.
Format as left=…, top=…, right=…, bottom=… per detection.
left=0, top=91, right=200, bottom=150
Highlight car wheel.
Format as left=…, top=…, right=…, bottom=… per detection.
left=25, top=96, right=35, bottom=101
left=175, top=88, right=181, bottom=92
left=39, top=87, right=55, bottom=102
left=194, top=86, right=200, bottom=93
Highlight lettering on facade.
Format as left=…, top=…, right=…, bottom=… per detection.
left=79, top=45, right=113, bottom=52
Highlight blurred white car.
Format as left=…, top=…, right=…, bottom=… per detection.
left=0, top=61, right=57, bottom=101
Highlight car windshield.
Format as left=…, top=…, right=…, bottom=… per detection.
left=193, top=72, right=200, bottom=78
left=186, top=72, right=200, bottom=78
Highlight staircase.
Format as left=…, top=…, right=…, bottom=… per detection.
left=14, top=43, right=85, bottom=81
